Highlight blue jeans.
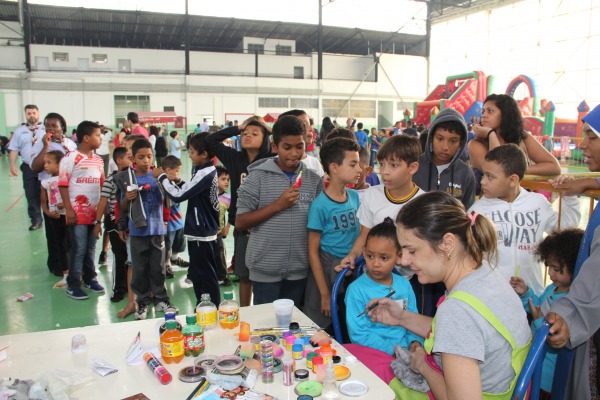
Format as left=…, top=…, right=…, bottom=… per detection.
left=369, top=150, right=378, bottom=167
left=251, top=278, right=307, bottom=306
left=66, top=224, right=97, bottom=288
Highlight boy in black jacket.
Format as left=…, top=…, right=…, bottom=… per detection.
left=158, top=133, right=221, bottom=305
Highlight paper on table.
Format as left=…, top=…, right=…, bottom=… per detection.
left=0, top=346, right=7, bottom=362
left=125, top=332, right=161, bottom=366
left=91, top=357, right=118, bottom=377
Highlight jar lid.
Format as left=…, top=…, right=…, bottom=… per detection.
left=289, top=322, right=300, bottom=331
left=297, top=396, right=313, bottom=400
left=295, top=381, right=322, bottom=396
left=294, top=368, right=309, bottom=380
left=338, top=380, right=369, bottom=397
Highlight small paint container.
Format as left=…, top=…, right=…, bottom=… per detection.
left=306, top=352, right=317, bottom=370
left=283, top=357, right=294, bottom=386
left=286, top=335, right=295, bottom=351
left=294, top=368, right=309, bottom=381
left=311, top=356, right=323, bottom=374
left=250, top=335, right=261, bottom=352
left=294, top=338, right=304, bottom=351
left=292, top=344, right=303, bottom=360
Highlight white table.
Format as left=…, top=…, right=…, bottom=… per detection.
left=0, top=304, right=394, bottom=399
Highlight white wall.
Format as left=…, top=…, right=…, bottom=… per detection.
left=429, top=0, right=600, bottom=118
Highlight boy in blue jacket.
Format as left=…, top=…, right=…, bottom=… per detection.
left=158, top=133, right=221, bottom=306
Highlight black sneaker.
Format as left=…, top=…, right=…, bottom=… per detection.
left=165, top=265, right=175, bottom=279
left=98, top=251, right=108, bottom=265
left=29, top=223, right=42, bottom=231
left=110, top=291, right=125, bottom=303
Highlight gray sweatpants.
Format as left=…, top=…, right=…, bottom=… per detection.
left=303, top=249, right=343, bottom=329
left=130, top=235, right=168, bottom=306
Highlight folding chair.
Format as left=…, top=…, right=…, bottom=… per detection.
left=330, top=256, right=365, bottom=343
left=511, top=321, right=550, bottom=400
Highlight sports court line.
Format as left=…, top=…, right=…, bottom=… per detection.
left=5, top=193, right=24, bottom=212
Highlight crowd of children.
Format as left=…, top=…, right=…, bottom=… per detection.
left=24, top=101, right=599, bottom=399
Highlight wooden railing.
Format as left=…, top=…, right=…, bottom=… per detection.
left=521, top=173, right=600, bottom=222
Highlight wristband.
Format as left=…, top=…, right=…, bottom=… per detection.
left=486, top=129, right=497, bottom=140
left=94, top=220, right=102, bottom=226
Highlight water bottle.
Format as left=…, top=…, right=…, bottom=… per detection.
left=196, top=293, right=218, bottom=330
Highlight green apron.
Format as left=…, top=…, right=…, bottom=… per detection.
left=390, top=290, right=531, bottom=400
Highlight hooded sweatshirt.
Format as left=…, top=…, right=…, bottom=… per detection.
left=236, top=157, right=324, bottom=282
left=206, top=124, right=273, bottom=226
left=469, top=189, right=580, bottom=294
left=413, top=108, right=476, bottom=209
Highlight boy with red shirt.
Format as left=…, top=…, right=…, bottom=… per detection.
left=59, top=121, right=105, bottom=300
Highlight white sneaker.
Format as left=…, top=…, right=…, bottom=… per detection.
left=155, top=300, right=179, bottom=314
left=53, top=274, right=68, bottom=288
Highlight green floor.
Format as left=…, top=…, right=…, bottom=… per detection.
left=0, top=154, right=238, bottom=336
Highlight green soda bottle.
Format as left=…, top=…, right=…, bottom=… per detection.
left=182, top=314, right=204, bottom=357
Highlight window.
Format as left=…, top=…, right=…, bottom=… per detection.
left=92, top=54, right=108, bottom=63
left=258, top=97, right=289, bottom=108
left=53, top=52, right=69, bottom=62
left=164, top=106, right=175, bottom=112
left=293, top=66, right=304, bottom=79
left=114, top=95, right=150, bottom=127
left=323, top=99, right=376, bottom=119
left=276, top=45, right=292, bottom=56
left=247, top=44, right=264, bottom=54
left=291, top=98, right=318, bottom=109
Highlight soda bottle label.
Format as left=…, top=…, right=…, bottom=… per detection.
left=161, top=340, right=184, bottom=358
left=197, top=310, right=217, bottom=326
left=184, top=334, right=204, bottom=353
left=219, top=309, right=239, bottom=324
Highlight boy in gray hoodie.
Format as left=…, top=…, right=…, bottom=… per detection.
left=413, top=108, right=476, bottom=209
left=236, top=115, right=324, bottom=306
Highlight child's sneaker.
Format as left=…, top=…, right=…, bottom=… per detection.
left=53, top=274, right=68, bottom=289
left=98, top=251, right=108, bottom=265
left=66, top=286, right=89, bottom=300
left=155, top=300, right=179, bottom=314
left=170, top=257, right=190, bottom=267
left=110, top=291, right=125, bottom=303
left=134, top=303, right=148, bottom=320
left=84, top=280, right=105, bottom=293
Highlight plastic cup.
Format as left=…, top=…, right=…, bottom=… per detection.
left=71, top=334, right=87, bottom=353
left=272, top=299, right=294, bottom=327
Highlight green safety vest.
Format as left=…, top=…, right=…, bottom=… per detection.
left=391, top=290, right=531, bottom=400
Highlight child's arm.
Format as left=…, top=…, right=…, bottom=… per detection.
left=308, top=231, right=331, bottom=317
left=59, top=187, right=76, bottom=225
left=93, top=196, right=107, bottom=239
left=550, top=175, right=600, bottom=196
left=205, top=125, right=243, bottom=167
left=158, top=168, right=212, bottom=203
left=235, top=186, right=299, bottom=231
left=120, top=189, right=138, bottom=212
left=337, top=225, right=370, bottom=271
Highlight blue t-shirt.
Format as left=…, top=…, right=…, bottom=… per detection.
left=354, top=130, right=368, bottom=148
left=170, top=138, right=181, bottom=158
left=521, top=284, right=568, bottom=392
left=128, top=172, right=166, bottom=236
left=345, top=272, right=422, bottom=354
left=307, top=189, right=360, bottom=258
left=370, top=134, right=379, bottom=151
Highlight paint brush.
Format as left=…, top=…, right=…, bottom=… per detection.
left=357, top=288, right=396, bottom=317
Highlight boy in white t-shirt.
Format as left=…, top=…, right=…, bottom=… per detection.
left=59, top=121, right=106, bottom=300
left=40, top=150, right=69, bottom=288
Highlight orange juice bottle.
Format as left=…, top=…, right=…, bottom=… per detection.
left=218, top=292, right=240, bottom=329
left=160, top=320, right=184, bottom=363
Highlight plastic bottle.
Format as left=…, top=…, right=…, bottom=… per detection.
left=158, top=311, right=183, bottom=335
left=218, top=292, right=240, bottom=329
left=160, top=320, right=184, bottom=364
left=321, top=362, right=340, bottom=399
left=196, top=293, right=218, bottom=330
left=182, top=314, right=204, bottom=357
